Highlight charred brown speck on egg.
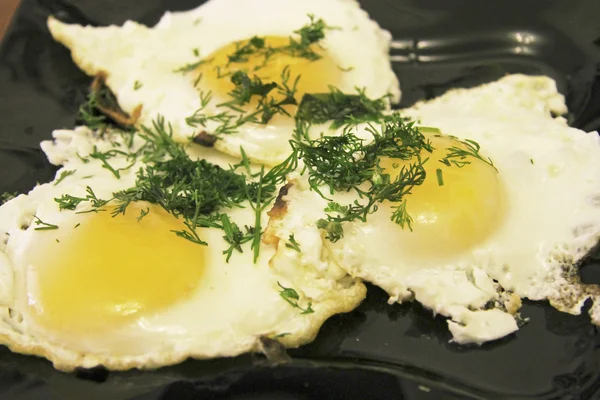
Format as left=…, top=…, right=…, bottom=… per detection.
left=263, top=182, right=293, bottom=246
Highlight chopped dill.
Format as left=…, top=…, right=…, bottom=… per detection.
left=137, top=207, right=150, bottom=222
left=285, top=234, right=301, bottom=252
left=436, top=168, right=444, bottom=186
left=296, top=87, right=387, bottom=128
left=107, top=117, right=296, bottom=260
left=33, top=216, right=58, bottom=231
left=277, top=282, right=314, bottom=314
left=174, top=59, right=209, bottom=74
left=53, top=169, right=76, bottom=186
left=439, top=139, right=497, bottom=171
left=89, top=147, right=136, bottom=179
left=293, top=113, right=432, bottom=241
left=220, top=213, right=254, bottom=262
left=225, top=15, right=332, bottom=66
left=55, top=186, right=109, bottom=213
left=133, top=80, right=142, bottom=90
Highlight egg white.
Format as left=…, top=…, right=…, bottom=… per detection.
left=0, top=127, right=365, bottom=371
left=47, top=0, right=399, bottom=165
left=265, top=74, right=600, bottom=344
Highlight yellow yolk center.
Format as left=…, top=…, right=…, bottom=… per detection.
left=199, top=36, right=342, bottom=118
left=380, top=133, right=505, bottom=258
left=29, top=202, right=204, bottom=335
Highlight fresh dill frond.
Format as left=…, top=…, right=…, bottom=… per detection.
left=171, top=220, right=207, bottom=245
left=174, top=59, right=209, bottom=74
left=89, top=147, right=136, bottom=179
left=286, top=14, right=332, bottom=60
left=285, top=234, right=301, bottom=252
left=33, top=216, right=58, bottom=231
left=390, top=199, right=413, bottom=231
left=55, top=193, right=86, bottom=211
left=133, top=80, right=143, bottom=90
left=137, top=207, right=150, bottom=222
left=225, top=15, right=331, bottom=67
left=55, top=186, right=109, bottom=213
left=219, top=71, right=278, bottom=109
left=220, top=213, right=254, bottom=262
left=109, top=119, right=296, bottom=258
left=296, top=87, right=387, bottom=128
left=228, top=36, right=266, bottom=65
left=53, top=170, right=76, bottom=186
left=294, top=113, right=432, bottom=241
left=439, top=139, right=497, bottom=171
left=277, top=282, right=314, bottom=314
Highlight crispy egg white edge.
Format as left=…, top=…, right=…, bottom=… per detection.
left=264, top=75, right=600, bottom=344
left=46, top=0, right=400, bottom=165
left=0, top=127, right=366, bottom=371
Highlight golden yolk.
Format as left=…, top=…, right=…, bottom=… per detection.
left=28, top=202, right=204, bottom=336
left=198, top=36, right=342, bottom=120
left=380, top=133, right=505, bottom=258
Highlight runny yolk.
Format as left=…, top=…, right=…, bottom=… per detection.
left=28, top=202, right=204, bottom=336
left=379, top=133, right=506, bottom=258
left=198, top=36, right=342, bottom=120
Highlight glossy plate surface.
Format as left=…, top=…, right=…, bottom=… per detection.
left=0, top=1, right=600, bottom=399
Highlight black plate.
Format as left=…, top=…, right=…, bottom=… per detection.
left=1, top=1, right=600, bottom=399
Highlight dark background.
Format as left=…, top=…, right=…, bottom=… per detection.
left=1, top=1, right=600, bottom=399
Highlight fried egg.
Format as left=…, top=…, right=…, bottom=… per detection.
left=0, top=127, right=365, bottom=371
left=265, top=74, right=600, bottom=344
left=47, top=0, right=399, bottom=165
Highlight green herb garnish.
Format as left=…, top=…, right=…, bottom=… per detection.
left=33, top=216, right=58, bottom=231
left=296, top=87, right=387, bottom=128
left=54, top=170, right=76, bottom=186
left=277, top=282, right=314, bottom=314
left=285, top=234, right=301, bottom=252
left=439, top=139, right=497, bottom=171
left=293, top=113, right=432, bottom=241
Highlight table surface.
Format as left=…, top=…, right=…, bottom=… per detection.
left=0, top=0, right=21, bottom=39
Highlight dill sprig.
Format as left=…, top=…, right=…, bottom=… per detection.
left=55, top=186, right=109, bottom=213
left=277, top=282, right=314, bottom=314
left=33, top=216, right=58, bottom=231
left=285, top=234, right=301, bottom=252
left=188, top=66, right=300, bottom=137
left=293, top=113, right=432, bottom=241
left=226, top=15, right=331, bottom=66
left=440, top=139, right=497, bottom=171
left=107, top=117, right=297, bottom=261
left=296, top=87, right=388, bottom=128
left=53, top=170, right=76, bottom=186
left=89, top=147, right=136, bottom=179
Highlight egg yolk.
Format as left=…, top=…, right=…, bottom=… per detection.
left=28, top=202, right=204, bottom=335
left=380, top=133, right=505, bottom=258
left=198, top=36, right=342, bottom=119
